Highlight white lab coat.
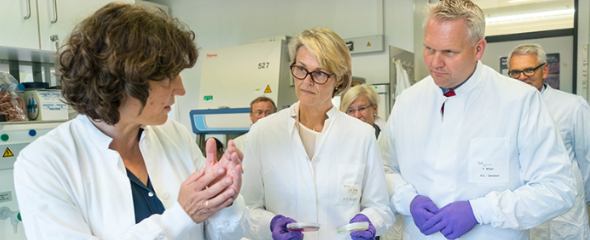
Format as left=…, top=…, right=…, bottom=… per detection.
left=530, top=85, right=590, bottom=240
left=14, top=114, right=250, bottom=240
left=394, top=60, right=412, bottom=98
left=378, top=62, right=577, bottom=240
left=233, top=133, right=248, bottom=152
left=242, top=102, right=394, bottom=240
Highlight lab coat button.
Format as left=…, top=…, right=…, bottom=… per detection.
left=148, top=192, right=154, bottom=197
left=312, top=157, right=319, bottom=162
left=157, top=233, right=165, bottom=239
left=162, top=192, right=170, bottom=199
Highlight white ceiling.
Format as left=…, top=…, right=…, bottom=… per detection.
left=473, top=0, right=572, bottom=9
left=472, top=0, right=575, bottom=36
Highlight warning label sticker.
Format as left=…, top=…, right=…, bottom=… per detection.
left=3, top=148, right=14, bottom=158
left=264, top=85, right=272, bottom=93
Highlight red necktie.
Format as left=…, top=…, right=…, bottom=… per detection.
left=442, top=90, right=455, bottom=115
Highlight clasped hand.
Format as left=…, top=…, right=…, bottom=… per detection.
left=410, top=195, right=478, bottom=239
left=177, top=139, right=244, bottom=224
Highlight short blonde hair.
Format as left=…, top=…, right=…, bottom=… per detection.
left=424, top=0, right=485, bottom=46
left=288, top=27, right=352, bottom=97
left=339, top=84, right=379, bottom=113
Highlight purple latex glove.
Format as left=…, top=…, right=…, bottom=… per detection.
left=349, top=213, right=376, bottom=240
left=270, top=215, right=303, bottom=240
left=421, top=201, right=478, bottom=239
left=410, top=195, right=440, bottom=233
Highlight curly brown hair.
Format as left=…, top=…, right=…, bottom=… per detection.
left=59, top=2, right=198, bottom=125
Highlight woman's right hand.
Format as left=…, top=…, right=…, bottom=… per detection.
left=204, top=138, right=243, bottom=201
left=177, top=164, right=237, bottom=224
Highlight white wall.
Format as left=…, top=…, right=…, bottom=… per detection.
left=149, top=0, right=414, bottom=134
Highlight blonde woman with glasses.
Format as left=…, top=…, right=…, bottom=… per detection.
left=340, top=84, right=382, bottom=138
left=242, top=27, right=394, bottom=240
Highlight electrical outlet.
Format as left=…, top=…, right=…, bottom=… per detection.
left=0, top=191, right=12, bottom=203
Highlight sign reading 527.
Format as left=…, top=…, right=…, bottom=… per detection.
left=258, top=62, right=270, bottom=69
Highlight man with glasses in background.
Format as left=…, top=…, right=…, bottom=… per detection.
left=232, top=96, right=276, bottom=152
left=508, top=43, right=590, bottom=240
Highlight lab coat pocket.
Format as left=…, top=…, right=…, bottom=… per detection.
left=337, top=164, right=365, bottom=205
left=468, top=138, right=509, bottom=184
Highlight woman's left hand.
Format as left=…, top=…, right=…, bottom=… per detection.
left=178, top=166, right=236, bottom=223
left=203, top=138, right=243, bottom=200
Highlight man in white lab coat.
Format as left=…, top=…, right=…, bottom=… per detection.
left=508, top=43, right=590, bottom=240
left=378, top=0, right=577, bottom=239
left=232, top=96, right=276, bottom=152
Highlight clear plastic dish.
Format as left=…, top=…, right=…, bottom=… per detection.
left=287, top=222, right=321, bottom=232
left=337, top=222, right=369, bottom=233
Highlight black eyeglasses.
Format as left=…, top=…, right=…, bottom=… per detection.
left=508, top=63, right=545, bottom=78
left=290, top=64, right=335, bottom=84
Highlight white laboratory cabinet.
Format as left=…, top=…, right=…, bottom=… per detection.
left=0, top=0, right=141, bottom=51
left=0, top=121, right=63, bottom=240
left=198, top=40, right=297, bottom=110
left=0, top=0, right=41, bottom=50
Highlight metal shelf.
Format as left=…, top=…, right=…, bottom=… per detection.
left=0, top=46, right=56, bottom=64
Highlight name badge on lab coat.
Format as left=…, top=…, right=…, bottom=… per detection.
left=468, top=138, right=509, bottom=184
left=337, top=164, right=364, bottom=204
left=341, top=184, right=361, bottom=202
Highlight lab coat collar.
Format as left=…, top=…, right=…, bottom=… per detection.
left=288, top=101, right=339, bottom=129
left=447, top=61, right=484, bottom=96
left=287, top=101, right=339, bottom=160
left=77, top=114, right=115, bottom=150
left=541, top=84, right=554, bottom=101
left=76, top=114, right=148, bottom=151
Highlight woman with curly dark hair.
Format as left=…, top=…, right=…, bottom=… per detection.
left=13, top=2, right=249, bottom=239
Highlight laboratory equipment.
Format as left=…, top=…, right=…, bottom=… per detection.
left=0, top=121, right=64, bottom=240
left=343, top=35, right=384, bottom=54
left=287, top=222, right=321, bottom=232
left=372, top=83, right=390, bottom=122
left=0, top=206, right=21, bottom=234
left=25, top=89, right=68, bottom=121
left=189, top=108, right=251, bottom=147
left=194, top=40, right=297, bottom=146
left=198, top=40, right=296, bottom=110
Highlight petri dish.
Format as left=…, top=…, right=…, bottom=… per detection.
left=287, top=222, right=321, bottom=232
left=337, top=222, right=369, bottom=234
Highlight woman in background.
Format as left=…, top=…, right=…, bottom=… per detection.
left=242, top=27, right=394, bottom=240
left=340, top=84, right=382, bottom=138
left=341, top=84, right=404, bottom=240
left=14, top=3, right=248, bottom=239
